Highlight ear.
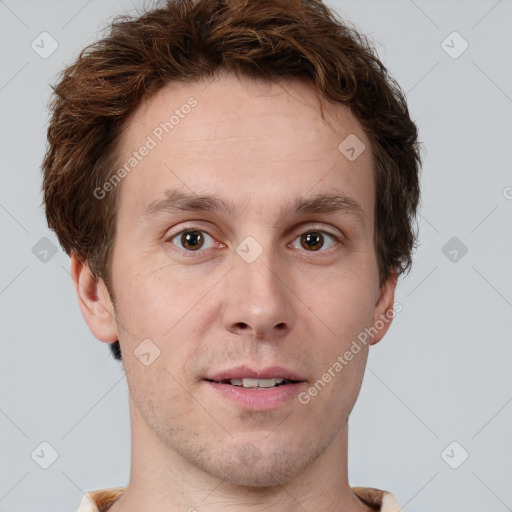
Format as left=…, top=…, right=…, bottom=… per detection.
left=70, top=252, right=119, bottom=343
left=369, top=270, right=398, bottom=346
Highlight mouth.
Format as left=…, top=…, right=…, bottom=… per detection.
left=204, top=365, right=306, bottom=385
left=203, top=366, right=307, bottom=410
left=204, top=377, right=302, bottom=389
left=204, top=377, right=306, bottom=411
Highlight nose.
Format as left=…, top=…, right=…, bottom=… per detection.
left=222, top=243, right=293, bottom=339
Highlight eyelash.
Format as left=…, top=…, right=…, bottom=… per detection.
left=164, top=225, right=342, bottom=256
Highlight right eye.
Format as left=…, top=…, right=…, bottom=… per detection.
left=166, top=228, right=218, bottom=253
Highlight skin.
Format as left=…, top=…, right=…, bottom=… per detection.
left=71, top=70, right=397, bottom=512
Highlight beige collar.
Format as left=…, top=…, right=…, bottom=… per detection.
left=77, top=485, right=402, bottom=512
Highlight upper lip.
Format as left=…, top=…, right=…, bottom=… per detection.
left=205, top=365, right=305, bottom=382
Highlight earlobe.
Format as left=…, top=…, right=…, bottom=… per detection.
left=70, top=252, right=119, bottom=343
left=369, top=271, right=398, bottom=346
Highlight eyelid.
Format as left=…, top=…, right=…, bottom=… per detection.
left=289, top=222, right=343, bottom=239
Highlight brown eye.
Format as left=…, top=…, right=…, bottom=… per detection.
left=168, top=229, right=216, bottom=252
left=291, top=230, right=338, bottom=252
left=300, top=232, right=324, bottom=251
left=180, top=230, right=205, bottom=250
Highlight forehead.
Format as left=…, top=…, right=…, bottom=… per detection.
left=114, top=72, right=375, bottom=227
left=121, top=73, right=367, bottom=154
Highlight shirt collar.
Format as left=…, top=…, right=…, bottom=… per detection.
left=77, top=486, right=402, bottom=512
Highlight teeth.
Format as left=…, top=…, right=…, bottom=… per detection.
left=229, top=378, right=286, bottom=388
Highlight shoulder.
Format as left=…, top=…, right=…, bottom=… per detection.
left=76, top=487, right=126, bottom=512
left=352, top=486, right=402, bottom=511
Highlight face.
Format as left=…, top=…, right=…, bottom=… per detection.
left=76, top=71, right=396, bottom=488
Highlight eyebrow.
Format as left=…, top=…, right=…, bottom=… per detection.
left=140, top=187, right=367, bottom=231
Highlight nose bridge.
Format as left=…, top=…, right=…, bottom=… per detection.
left=223, top=234, right=292, bottom=336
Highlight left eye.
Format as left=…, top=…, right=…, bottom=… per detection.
left=290, top=230, right=339, bottom=252
left=167, top=229, right=339, bottom=253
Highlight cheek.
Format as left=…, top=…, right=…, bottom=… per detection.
left=124, top=353, right=195, bottom=434
left=315, top=267, right=376, bottom=337
left=112, top=259, right=221, bottom=388
left=112, top=256, right=195, bottom=336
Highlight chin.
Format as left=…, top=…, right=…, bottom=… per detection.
left=203, top=440, right=310, bottom=489
left=217, top=463, right=297, bottom=489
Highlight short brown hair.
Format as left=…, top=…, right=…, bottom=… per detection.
left=42, top=0, right=422, bottom=362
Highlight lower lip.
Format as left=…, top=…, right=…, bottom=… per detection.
left=205, top=380, right=306, bottom=411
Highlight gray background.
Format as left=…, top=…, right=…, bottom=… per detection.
left=1, top=0, right=511, bottom=510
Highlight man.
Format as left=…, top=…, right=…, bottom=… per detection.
left=42, top=0, right=421, bottom=510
